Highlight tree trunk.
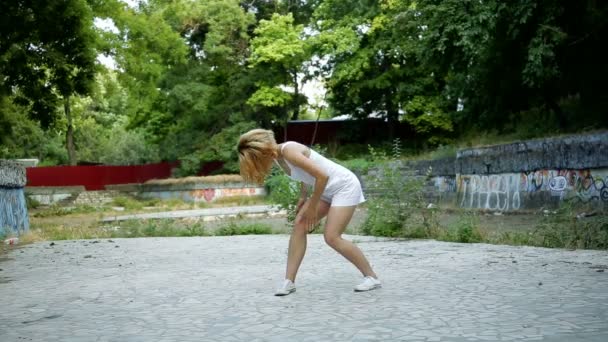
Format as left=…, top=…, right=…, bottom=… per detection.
left=386, top=94, right=399, bottom=140
left=291, top=71, right=299, bottom=120
left=544, top=93, right=566, bottom=129
left=310, top=106, right=323, bottom=146
left=64, top=96, right=77, bottom=166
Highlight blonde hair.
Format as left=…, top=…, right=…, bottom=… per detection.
left=237, top=129, right=278, bottom=184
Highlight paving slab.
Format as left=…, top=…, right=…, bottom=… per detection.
left=1, top=236, right=607, bottom=341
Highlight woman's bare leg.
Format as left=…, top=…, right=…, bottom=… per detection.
left=323, top=205, right=377, bottom=278
left=285, top=200, right=331, bottom=282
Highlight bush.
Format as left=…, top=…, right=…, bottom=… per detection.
left=32, top=204, right=107, bottom=218
left=215, top=222, right=273, bottom=236
left=441, top=213, right=484, bottom=243
left=265, top=168, right=300, bottom=223
left=114, top=219, right=207, bottom=238
left=362, top=139, right=432, bottom=237
left=533, top=203, right=608, bottom=249
left=110, top=196, right=144, bottom=210
left=339, top=158, right=373, bottom=175
left=26, top=195, right=41, bottom=210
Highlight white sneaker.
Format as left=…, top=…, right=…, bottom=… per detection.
left=275, top=279, right=296, bottom=296
left=354, top=276, right=382, bottom=292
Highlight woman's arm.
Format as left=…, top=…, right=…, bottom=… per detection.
left=296, top=182, right=308, bottom=214
left=282, top=143, right=329, bottom=229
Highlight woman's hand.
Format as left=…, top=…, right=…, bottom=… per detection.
left=295, top=197, right=306, bottom=214
left=296, top=200, right=318, bottom=232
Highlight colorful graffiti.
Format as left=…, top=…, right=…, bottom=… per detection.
left=190, top=187, right=263, bottom=203
left=457, top=169, right=608, bottom=210
left=523, top=169, right=608, bottom=203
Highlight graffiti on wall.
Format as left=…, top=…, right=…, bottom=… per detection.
left=457, top=169, right=608, bottom=210
left=522, top=169, right=608, bottom=203
left=190, top=187, right=263, bottom=202
left=458, top=174, right=522, bottom=210
left=433, top=176, right=457, bottom=193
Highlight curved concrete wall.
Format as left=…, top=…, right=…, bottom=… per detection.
left=367, top=131, right=608, bottom=211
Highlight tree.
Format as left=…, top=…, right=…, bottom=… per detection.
left=411, top=0, right=608, bottom=132
left=249, top=13, right=310, bottom=121
left=0, top=0, right=98, bottom=165
left=312, top=0, right=452, bottom=142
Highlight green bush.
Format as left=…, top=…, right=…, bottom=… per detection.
left=362, top=139, right=432, bottom=237
left=265, top=168, right=300, bottom=223
left=32, top=204, right=106, bottom=218
left=533, top=203, right=608, bottom=249
left=26, top=195, right=41, bottom=210
left=215, top=222, right=273, bottom=236
left=110, top=196, right=144, bottom=210
left=339, top=158, right=372, bottom=175
left=441, top=213, right=484, bottom=243
left=113, top=219, right=207, bottom=238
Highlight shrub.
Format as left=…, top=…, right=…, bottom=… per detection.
left=533, top=202, right=608, bottom=249
left=265, top=168, right=300, bottom=223
left=215, top=222, right=273, bottom=236
left=362, top=139, right=433, bottom=237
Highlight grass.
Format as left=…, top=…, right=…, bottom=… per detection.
left=17, top=191, right=607, bottom=251
left=32, top=204, right=112, bottom=218
left=22, top=218, right=276, bottom=242
left=362, top=206, right=608, bottom=250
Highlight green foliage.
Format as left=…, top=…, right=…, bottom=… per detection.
left=403, top=96, right=453, bottom=146
left=339, top=158, right=372, bottom=176
left=3, top=0, right=607, bottom=168
left=26, top=196, right=41, bottom=210
left=265, top=169, right=301, bottom=223
left=215, top=222, right=273, bottom=236
left=247, top=86, right=293, bottom=108
left=174, top=121, right=256, bottom=176
left=362, top=140, right=432, bottom=237
left=115, top=219, right=208, bottom=238
left=440, top=213, right=484, bottom=243
left=110, top=196, right=145, bottom=210
left=32, top=204, right=107, bottom=218
left=533, top=204, right=608, bottom=250
left=249, top=13, right=310, bottom=120
left=0, top=0, right=98, bottom=123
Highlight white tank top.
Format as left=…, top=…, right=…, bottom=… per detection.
left=280, top=142, right=355, bottom=195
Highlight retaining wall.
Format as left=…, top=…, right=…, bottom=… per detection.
left=108, top=182, right=266, bottom=203
left=367, top=132, right=608, bottom=211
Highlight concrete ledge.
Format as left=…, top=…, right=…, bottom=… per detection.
left=25, top=186, right=86, bottom=195
left=101, top=205, right=279, bottom=222
left=456, top=131, right=608, bottom=174
left=25, top=186, right=85, bottom=205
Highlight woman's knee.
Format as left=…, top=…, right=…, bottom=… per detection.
left=324, top=233, right=341, bottom=248
left=293, top=222, right=308, bottom=235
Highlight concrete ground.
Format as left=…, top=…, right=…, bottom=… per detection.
left=1, top=235, right=607, bottom=342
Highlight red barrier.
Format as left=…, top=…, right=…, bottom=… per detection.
left=26, top=162, right=179, bottom=190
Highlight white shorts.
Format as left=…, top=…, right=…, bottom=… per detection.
left=321, top=175, right=366, bottom=207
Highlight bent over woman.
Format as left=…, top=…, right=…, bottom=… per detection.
left=237, top=129, right=381, bottom=296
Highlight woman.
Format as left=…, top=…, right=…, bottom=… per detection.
left=237, top=129, right=381, bottom=296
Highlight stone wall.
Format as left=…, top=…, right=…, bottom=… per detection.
left=26, top=186, right=85, bottom=205
left=366, top=131, right=608, bottom=211
left=108, top=182, right=266, bottom=203
left=0, top=160, right=29, bottom=236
